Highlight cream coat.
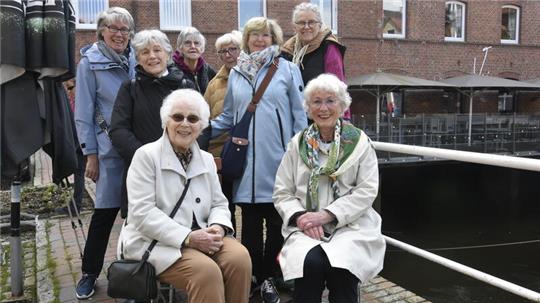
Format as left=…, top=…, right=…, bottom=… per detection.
left=273, top=130, right=385, bottom=283
left=117, top=134, right=232, bottom=275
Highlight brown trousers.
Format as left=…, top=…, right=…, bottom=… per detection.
left=158, top=237, right=251, bottom=303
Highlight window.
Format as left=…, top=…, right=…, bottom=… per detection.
left=445, top=1, right=465, bottom=42
left=383, top=0, right=406, bottom=38
left=73, top=0, right=108, bottom=29
left=160, top=0, right=191, bottom=31
left=311, top=0, right=338, bottom=33
left=238, top=0, right=266, bottom=30
left=498, top=92, right=514, bottom=112
left=501, top=5, right=519, bottom=44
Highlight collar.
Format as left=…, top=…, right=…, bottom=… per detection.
left=159, top=131, right=209, bottom=179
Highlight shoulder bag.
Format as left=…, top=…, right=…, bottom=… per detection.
left=107, top=179, right=192, bottom=301
left=220, top=58, right=279, bottom=180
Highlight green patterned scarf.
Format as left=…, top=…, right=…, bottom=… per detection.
left=299, top=120, right=361, bottom=211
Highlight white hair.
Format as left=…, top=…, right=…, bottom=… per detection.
left=292, top=2, right=323, bottom=24
left=176, top=26, right=206, bottom=52
left=160, top=89, right=210, bottom=129
left=131, top=29, right=173, bottom=62
left=303, top=73, right=351, bottom=113
left=215, top=30, right=242, bottom=50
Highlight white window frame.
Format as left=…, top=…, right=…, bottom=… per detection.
left=311, top=0, right=338, bottom=34
left=238, top=0, right=267, bottom=30
left=501, top=5, right=519, bottom=45
left=382, top=0, right=406, bottom=39
left=73, top=0, right=108, bottom=30
left=159, top=0, right=192, bottom=31
left=444, top=1, right=466, bottom=42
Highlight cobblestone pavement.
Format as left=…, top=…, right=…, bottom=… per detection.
left=32, top=149, right=430, bottom=303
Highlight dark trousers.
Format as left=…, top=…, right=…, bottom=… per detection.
left=222, top=178, right=235, bottom=231
left=239, top=203, right=283, bottom=283
left=81, top=207, right=119, bottom=275
left=294, top=245, right=360, bottom=303
left=72, top=150, right=86, bottom=207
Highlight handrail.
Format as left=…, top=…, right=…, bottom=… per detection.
left=372, top=141, right=540, bottom=172
left=371, top=142, right=540, bottom=302
left=384, top=236, right=540, bottom=302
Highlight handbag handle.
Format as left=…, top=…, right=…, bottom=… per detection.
left=247, top=57, right=279, bottom=112
left=140, top=178, right=192, bottom=262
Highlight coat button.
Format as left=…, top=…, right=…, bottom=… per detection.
left=195, top=197, right=201, bottom=203
left=236, top=148, right=240, bottom=151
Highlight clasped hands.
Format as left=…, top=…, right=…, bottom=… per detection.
left=185, top=225, right=225, bottom=255
left=296, top=210, right=335, bottom=241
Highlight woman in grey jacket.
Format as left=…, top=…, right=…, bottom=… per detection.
left=73, top=7, right=136, bottom=299
left=211, top=17, right=307, bottom=302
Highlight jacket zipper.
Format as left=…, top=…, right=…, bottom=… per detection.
left=275, top=109, right=285, bottom=151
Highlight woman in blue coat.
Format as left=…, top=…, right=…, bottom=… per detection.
left=73, top=7, right=136, bottom=299
left=211, top=16, right=307, bottom=302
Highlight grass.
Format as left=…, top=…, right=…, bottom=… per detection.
left=44, top=221, right=61, bottom=302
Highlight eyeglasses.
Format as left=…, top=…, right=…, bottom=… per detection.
left=217, top=47, right=239, bottom=55
left=170, top=113, right=200, bottom=124
left=294, top=20, right=320, bottom=28
left=310, top=99, right=338, bottom=109
left=106, top=25, right=130, bottom=35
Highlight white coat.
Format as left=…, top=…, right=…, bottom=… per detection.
left=273, top=130, right=386, bottom=283
left=117, top=133, right=232, bottom=275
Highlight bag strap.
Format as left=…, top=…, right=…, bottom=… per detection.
left=247, top=57, right=279, bottom=112
left=140, top=178, right=192, bottom=262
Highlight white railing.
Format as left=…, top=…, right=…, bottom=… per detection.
left=372, top=141, right=540, bottom=302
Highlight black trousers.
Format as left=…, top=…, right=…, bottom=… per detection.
left=221, top=178, right=235, bottom=231
left=294, top=245, right=360, bottom=303
left=81, top=207, right=119, bottom=275
left=239, top=203, right=283, bottom=283
left=72, top=150, right=86, bottom=207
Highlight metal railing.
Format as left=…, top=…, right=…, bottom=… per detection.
left=352, top=113, right=540, bottom=159
left=372, top=141, right=540, bottom=302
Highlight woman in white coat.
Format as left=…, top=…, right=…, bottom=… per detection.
left=273, top=74, right=386, bottom=303
left=119, top=89, right=251, bottom=303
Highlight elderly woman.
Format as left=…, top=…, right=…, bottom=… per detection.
left=211, top=17, right=307, bottom=302
left=119, top=89, right=251, bottom=303
left=203, top=30, right=242, bottom=230
left=273, top=74, right=386, bottom=303
left=281, top=2, right=350, bottom=119
left=110, top=29, right=194, bottom=218
left=172, top=26, right=216, bottom=95
left=74, top=7, right=136, bottom=299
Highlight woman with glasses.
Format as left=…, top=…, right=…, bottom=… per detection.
left=211, top=17, right=307, bottom=303
left=273, top=74, right=385, bottom=303
left=173, top=26, right=216, bottom=95
left=119, top=89, right=251, bottom=303
left=203, top=30, right=242, bottom=231
left=73, top=7, right=136, bottom=299
left=281, top=2, right=350, bottom=119
left=110, top=29, right=195, bottom=219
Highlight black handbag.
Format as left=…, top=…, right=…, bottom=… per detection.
left=220, top=58, right=279, bottom=180
left=107, top=179, right=192, bottom=300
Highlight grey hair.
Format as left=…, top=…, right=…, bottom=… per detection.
left=96, top=7, right=135, bottom=40
left=215, top=30, right=242, bottom=50
left=292, top=2, right=323, bottom=24
left=131, top=29, right=173, bottom=62
left=176, top=26, right=206, bottom=52
left=303, top=73, right=351, bottom=114
left=160, top=89, right=210, bottom=130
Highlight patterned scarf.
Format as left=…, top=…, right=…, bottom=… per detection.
left=175, top=149, right=193, bottom=171
left=299, top=119, right=361, bottom=211
left=97, top=40, right=130, bottom=73
left=236, top=45, right=279, bottom=83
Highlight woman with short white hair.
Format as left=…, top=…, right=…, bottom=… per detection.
left=119, top=88, right=252, bottom=303
left=110, top=29, right=195, bottom=219
left=173, top=26, right=216, bottom=94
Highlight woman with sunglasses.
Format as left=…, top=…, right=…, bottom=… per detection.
left=281, top=2, right=350, bottom=120
left=273, top=74, right=385, bottom=303
left=118, top=89, right=251, bottom=303
left=110, top=29, right=194, bottom=218
left=203, top=30, right=242, bottom=231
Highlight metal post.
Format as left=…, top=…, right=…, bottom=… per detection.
left=376, top=88, right=381, bottom=140
left=10, top=180, right=23, bottom=296
left=468, top=92, right=473, bottom=146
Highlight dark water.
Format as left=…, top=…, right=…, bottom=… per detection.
left=379, top=160, right=540, bottom=302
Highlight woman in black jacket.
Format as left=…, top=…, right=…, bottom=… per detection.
left=110, top=29, right=194, bottom=217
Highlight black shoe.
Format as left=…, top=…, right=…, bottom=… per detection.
left=249, top=276, right=261, bottom=299
left=261, top=278, right=280, bottom=303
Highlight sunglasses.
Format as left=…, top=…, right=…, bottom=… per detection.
left=170, top=113, right=200, bottom=124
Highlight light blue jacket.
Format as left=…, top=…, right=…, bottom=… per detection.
left=212, top=53, right=307, bottom=204
left=74, top=43, right=136, bottom=208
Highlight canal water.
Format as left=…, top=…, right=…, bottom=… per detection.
left=379, top=160, right=540, bottom=302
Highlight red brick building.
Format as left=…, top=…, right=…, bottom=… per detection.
left=74, top=0, right=540, bottom=116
